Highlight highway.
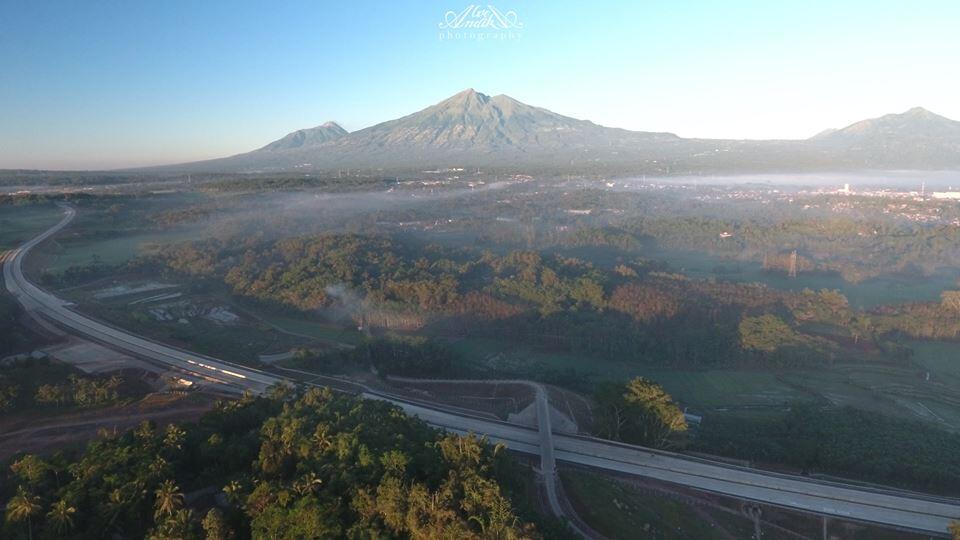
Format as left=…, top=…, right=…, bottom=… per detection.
left=381, top=376, right=593, bottom=535
left=2, top=206, right=280, bottom=394
left=4, top=204, right=959, bottom=536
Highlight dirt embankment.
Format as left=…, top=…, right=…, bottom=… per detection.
left=0, top=392, right=218, bottom=461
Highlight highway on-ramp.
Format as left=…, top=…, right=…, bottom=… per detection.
left=3, top=204, right=959, bottom=536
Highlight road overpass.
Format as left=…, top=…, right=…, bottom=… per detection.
left=3, top=204, right=958, bottom=536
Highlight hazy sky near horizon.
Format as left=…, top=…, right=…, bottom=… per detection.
left=1, top=0, right=958, bottom=169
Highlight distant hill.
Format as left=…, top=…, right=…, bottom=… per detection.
left=809, top=107, right=960, bottom=168
left=157, top=92, right=960, bottom=173
left=259, top=121, right=348, bottom=151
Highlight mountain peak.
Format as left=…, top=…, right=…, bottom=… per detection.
left=896, top=106, right=946, bottom=121
left=259, top=121, right=348, bottom=151
left=813, top=106, right=959, bottom=141
left=437, top=88, right=491, bottom=109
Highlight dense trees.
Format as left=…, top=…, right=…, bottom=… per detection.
left=0, top=386, right=546, bottom=539
left=154, top=232, right=867, bottom=369
left=155, top=227, right=960, bottom=370
left=34, top=375, right=123, bottom=408
left=0, top=359, right=131, bottom=413
left=244, top=387, right=536, bottom=538
left=291, top=335, right=458, bottom=377
left=739, top=315, right=799, bottom=353
left=618, top=214, right=960, bottom=282
left=593, top=377, right=688, bottom=449
left=354, top=335, right=455, bottom=376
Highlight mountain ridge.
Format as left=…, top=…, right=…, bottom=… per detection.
left=157, top=91, right=960, bottom=173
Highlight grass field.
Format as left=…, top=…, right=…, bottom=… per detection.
left=658, top=248, right=956, bottom=309
left=40, top=231, right=191, bottom=273
left=447, top=337, right=810, bottom=409
left=909, top=340, right=960, bottom=380
left=26, top=193, right=206, bottom=275
left=259, top=313, right=365, bottom=346
left=73, top=290, right=317, bottom=365
left=0, top=204, right=62, bottom=250
left=446, top=335, right=960, bottom=430
left=559, top=468, right=757, bottom=540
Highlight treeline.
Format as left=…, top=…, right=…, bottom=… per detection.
left=150, top=233, right=900, bottom=369
left=0, top=386, right=557, bottom=539
left=695, top=404, right=960, bottom=495
left=201, top=175, right=398, bottom=193
left=0, top=358, right=132, bottom=413
left=34, top=375, right=123, bottom=408
left=0, top=171, right=156, bottom=187
left=0, top=192, right=108, bottom=207
left=616, top=216, right=960, bottom=282
left=292, top=334, right=458, bottom=378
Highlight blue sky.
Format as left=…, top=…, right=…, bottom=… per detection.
left=1, top=0, right=958, bottom=169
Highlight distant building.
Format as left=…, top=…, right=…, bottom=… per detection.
left=932, top=192, right=960, bottom=200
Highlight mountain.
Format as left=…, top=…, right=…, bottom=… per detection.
left=160, top=92, right=960, bottom=173
left=325, top=88, right=676, bottom=153
left=173, top=89, right=686, bottom=172
left=809, top=107, right=960, bottom=167
left=815, top=107, right=960, bottom=140
left=259, top=121, right=348, bottom=151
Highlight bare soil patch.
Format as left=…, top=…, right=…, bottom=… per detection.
left=0, top=392, right=218, bottom=460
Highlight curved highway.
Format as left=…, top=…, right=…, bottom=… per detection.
left=2, top=204, right=279, bottom=393
left=4, top=204, right=959, bottom=536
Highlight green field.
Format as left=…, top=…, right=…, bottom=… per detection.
left=40, top=230, right=196, bottom=273
left=258, top=313, right=364, bottom=346
left=24, top=193, right=208, bottom=275
left=0, top=204, right=62, bottom=250
left=559, top=468, right=756, bottom=540
left=909, top=340, right=960, bottom=380
left=72, top=292, right=316, bottom=365
left=447, top=335, right=960, bottom=428
left=658, top=249, right=957, bottom=309
left=447, top=337, right=809, bottom=408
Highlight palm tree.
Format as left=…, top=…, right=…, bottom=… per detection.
left=163, top=424, right=186, bottom=450
left=293, top=472, right=323, bottom=496
left=46, top=499, right=76, bottom=535
left=153, top=479, right=184, bottom=521
left=5, top=486, right=41, bottom=540
left=148, top=509, right=195, bottom=540
left=222, top=480, right=243, bottom=506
